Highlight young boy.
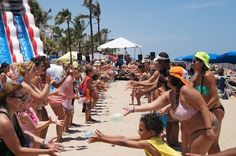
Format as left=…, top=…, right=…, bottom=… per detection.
left=88, top=113, right=181, bottom=156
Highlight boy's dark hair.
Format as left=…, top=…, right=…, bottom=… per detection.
left=31, top=56, right=48, bottom=67
left=0, top=62, right=9, bottom=70
left=140, top=113, right=164, bottom=135
left=85, top=66, right=93, bottom=75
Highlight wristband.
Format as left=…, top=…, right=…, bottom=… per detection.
left=40, top=139, right=48, bottom=149
left=129, top=106, right=135, bottom=113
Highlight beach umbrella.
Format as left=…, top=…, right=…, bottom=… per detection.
left=174, top=56, right=185, bottom=61
left=182, top=54, right=194, bottom=62
left=208, top=53, right=219, bottom=63
left=175, top=53, right=219, bottom=63
left=217, top=51, right=236, bottom=64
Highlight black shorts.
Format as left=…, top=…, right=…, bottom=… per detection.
left=82, top=102, right=92, bottom=112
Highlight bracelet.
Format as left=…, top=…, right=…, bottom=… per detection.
left=40, top=139, right=48, bottom=149
left=129, top=106, right=135, bottom=113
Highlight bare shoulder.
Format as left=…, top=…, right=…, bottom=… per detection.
left=181, top=85, right=195, bottom=94
left=137, top=139, right=150, bottom=147
left=0, top=113, right=12, bottom=134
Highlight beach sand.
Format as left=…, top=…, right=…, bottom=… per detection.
left=44, top=80, right=236, bottom=156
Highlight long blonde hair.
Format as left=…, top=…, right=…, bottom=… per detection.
left=17, top=61, right=35, bottom=77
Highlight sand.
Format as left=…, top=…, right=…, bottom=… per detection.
left=44, top=80, right=236, bottom=156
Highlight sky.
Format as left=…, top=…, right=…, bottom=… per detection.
left=38, top=0, right=236, bottom=60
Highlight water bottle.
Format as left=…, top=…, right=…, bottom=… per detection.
left=84, top=130, right=94, bottom=138
left=110, top=113, right=124, bottom=122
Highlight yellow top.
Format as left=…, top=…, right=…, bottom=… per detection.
left=144, top=137, right=181, bottom=156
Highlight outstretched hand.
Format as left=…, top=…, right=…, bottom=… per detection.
left=45, top=137, right=64, bottom=152
left=88, top=129, right=104, bottom=143
left=123, top=106, right=135, bottom=116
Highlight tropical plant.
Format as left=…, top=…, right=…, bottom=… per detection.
left=55, top=9, right=73, bottom=63
left=72, top=15, right=89, bottom=53
left=93, top=1, right=101, bottom=45
left=83, top=0, right=94, bottom=59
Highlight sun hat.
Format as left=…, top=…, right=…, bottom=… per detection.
left=169, top=66, right=189, bottom=85
left=194, top=51, right=210, bottom=69
left=153, top=52, right=170, bottom=62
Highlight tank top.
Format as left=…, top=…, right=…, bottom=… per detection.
left=0, top=111, right=15, bottom=156
left=144, top=137, right=181, bottom=156
left=0, top=110, right=30, bottom=156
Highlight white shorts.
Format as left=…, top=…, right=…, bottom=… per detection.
left=62, top=99, right=73, bottom=110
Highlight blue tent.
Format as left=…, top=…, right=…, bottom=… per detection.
left=217, top=51, right=236, bottom=64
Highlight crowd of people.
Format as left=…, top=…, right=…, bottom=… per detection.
left=0, top=51, right=236, bottom=156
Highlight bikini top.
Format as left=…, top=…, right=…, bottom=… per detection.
left=170, top=101, right=198, bottom=121
left=195, top=73, right=210, bottom=96
left=195, top=85, right=209, bottom=96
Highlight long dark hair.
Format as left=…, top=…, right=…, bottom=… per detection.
left=168, top=75, right=184, bottom=104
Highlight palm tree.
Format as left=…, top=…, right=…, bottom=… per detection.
left=83, top=0, right=94, bottom=60
left=73, top=15, right=89, bottom=53
left=55, top=9, right=72, bottom=63
left=93, top=1, right=101, bottom=45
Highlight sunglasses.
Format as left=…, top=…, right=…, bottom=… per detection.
left=11, top=94, right=28, bottom=102
left=192, top=57, right=202, bottom=63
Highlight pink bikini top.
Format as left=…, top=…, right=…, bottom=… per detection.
left=170, top=101, right=198, bottom=121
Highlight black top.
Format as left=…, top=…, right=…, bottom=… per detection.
left=0, top=110, right=15, bottom=156
left=0, top=109, right=30, bottom=156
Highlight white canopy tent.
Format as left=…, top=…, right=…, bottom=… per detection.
left=97, top=37, right=142, bottom=60
left=54, top=51, right=85, bottom=64
left=98, top=37, right=141, bottom=49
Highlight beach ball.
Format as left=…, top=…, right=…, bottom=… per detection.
left=84, top=130, right=94, bottom=138
left=110, top=113, right=124, bottom=122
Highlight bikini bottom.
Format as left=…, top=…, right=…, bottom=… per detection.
left=209, top=105, right=225, bottom=112
left=192, top=118, right=219, bottom=135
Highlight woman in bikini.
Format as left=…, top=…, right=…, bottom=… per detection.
left=124, top=66, right=219, bottom=155
left=191, top=51, right=225, bottom=154
left=17, top=61, right=52, bottom=140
